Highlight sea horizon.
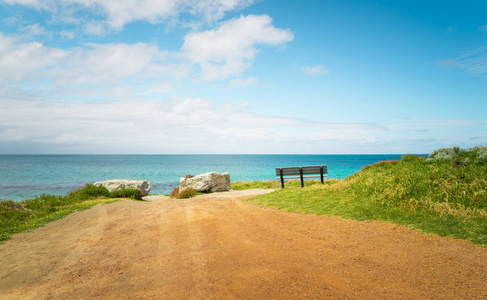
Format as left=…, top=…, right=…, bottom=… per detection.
left=0, top=153, right=426, bottom=156
left=0, top=154, right=427, bottom=202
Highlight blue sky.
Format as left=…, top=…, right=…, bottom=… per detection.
left=0, top=0, right=486, bottom=154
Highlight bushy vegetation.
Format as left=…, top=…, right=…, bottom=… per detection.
left=170, top=187, right=180, bottom=197
left=426, top=146, right=461, bottom=162
left=472, top=145, right=487, bottom=164
left=170, top=187, right=199, bottom=199
left=0, top=184, right=142, bottom=243
left=427, top=145, right=487, bottom=166
left=109, top=188, right=142, bottom=200
left=246, top=146, right=487, bottom=246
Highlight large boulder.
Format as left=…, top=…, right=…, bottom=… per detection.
left=94, top=179, right=151, bottom=196
left=179, top=172, right=231, bottom=193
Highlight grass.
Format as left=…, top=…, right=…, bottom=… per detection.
left=0, top=184, right=142, bottom=244
left=170, top=187, right=206, bottom=199
left=240, top=147, right=487, bottom=246
left=232, top=179, right=323, bottom=190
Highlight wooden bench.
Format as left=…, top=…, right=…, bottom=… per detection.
left=275, top=165, right=328, bottom=188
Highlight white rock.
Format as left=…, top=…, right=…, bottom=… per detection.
left=94, top=179, right=151, bottom=196
left=179, top=172, right=231, bottom=193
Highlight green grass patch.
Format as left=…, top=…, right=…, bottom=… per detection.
left=244, top=146, right=487, bottom=246
left=0, top=185, right=142, bottom=244
left=232, top=179, right=323, bottom=190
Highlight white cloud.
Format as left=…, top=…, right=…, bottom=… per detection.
left=478, top=25, right=487, bottom=31
left=190, top=0, right=254, bottom=20
left=301, top=64, right=330, bottom=75
left=98, top=0, right=255, bottom=29
left=53, top=42, right=174, bottom=85
left=85, top=0, right=180, bottom=30
left=0, top=34, right=68, bottom=81
left=3, top=0, right=254, bottom=30
left=84, top=21, right=108, bottom=36
left=1, top=16, right=289, bottom=86
left=182, top=14, right=293, bottom=80
left=2, top=0, right=50, bottom=8
left=0, top=96, right=386, bottom=154
left=228, top=77, right=257, bottom=88
left=0, top=34, right=188, bottom=85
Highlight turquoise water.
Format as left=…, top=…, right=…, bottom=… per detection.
left=0, top=154, right=418, bottom=201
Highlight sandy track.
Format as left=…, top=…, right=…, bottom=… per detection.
left=1, top=189, right=486, bottom=299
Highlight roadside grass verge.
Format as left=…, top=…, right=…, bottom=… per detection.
left=0, top=185, right=142, bottom=244
left=243, top=147, right=487, bottom=246
left=232, top=180, right=323, bottom=190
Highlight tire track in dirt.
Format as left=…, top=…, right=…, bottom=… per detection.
left=1, top=189, right=486, bottom=299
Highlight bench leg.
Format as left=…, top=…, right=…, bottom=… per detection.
left=300, top=167, right=304, bottom=188
left=280, top=168, right=285, bottom=188
left=320, top=166, right=324, bottom=184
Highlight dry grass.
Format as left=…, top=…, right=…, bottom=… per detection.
left=170, top=187, right=198, bottom=199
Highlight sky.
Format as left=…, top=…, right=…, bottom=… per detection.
left=0, top=0, right=486, bottom=154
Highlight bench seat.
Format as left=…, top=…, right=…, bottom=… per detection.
left=275, top=165, right=328, bottom=188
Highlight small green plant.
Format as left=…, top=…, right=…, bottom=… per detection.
left=110, top=189, right=142, bottom=200
left=68, top=184, right=110, bottom=198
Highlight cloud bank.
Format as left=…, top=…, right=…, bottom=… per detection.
left=3, top=0, right=255, bottom=29
left=0, top=13, right=292, bottom=85
left=0, top=96, right=389, bottom=154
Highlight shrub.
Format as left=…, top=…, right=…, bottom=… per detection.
left=24, top=194, right=66, bottom=212
left=426, top=146, right=460, bottom=163
left=170, top=187, right=179, bottom=198
left=175, top=188, right=198, bottom=199
left=0, top=200, right=33, bottom=224
left=479, top=152, right=487, bottom=164
left=427, top=145, right=487, bottom=165
left=110, top=189, right=142, bottom=200
left=0, top=200, right=29, bottom=211
left=68, top=184, right=110, bottom=200
left=471, top=145, right=487, bottom=164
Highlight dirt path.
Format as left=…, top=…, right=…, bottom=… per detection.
left=1, top=189, right=486, bottom=299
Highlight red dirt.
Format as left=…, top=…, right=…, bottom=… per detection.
left=1, top=189, right=486, bottom=299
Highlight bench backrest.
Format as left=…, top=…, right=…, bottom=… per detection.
left=275, top=165, right=327, bottom=176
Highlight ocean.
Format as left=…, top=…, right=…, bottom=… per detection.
left=0, top=154, right=418, bottom=201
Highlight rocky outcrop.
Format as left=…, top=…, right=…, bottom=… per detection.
left=179, top=172, right=231, bottom=193
left=94, top=179, right=151, bottom=196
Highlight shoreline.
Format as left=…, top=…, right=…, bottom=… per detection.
left=0, top=153, right=410, bottom=201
